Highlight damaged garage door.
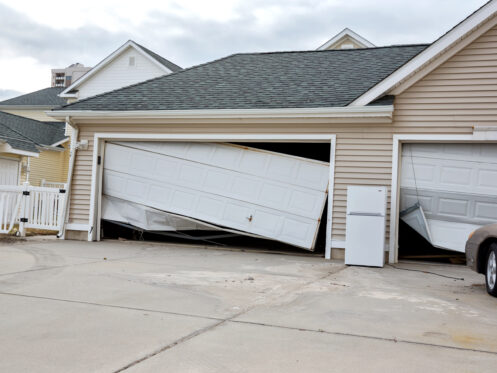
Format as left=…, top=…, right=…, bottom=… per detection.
left=400, top=143, right=497, bottom=252
left=102, top=142, right=330, bottom=250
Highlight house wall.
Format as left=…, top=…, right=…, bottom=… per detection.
left=64, top=23, right=497, bottom=252
left=1, top=109, right=54, bottom=122
left=76, top=47, right=167, bottom=99
left=20, top=143, right=70, bottom=186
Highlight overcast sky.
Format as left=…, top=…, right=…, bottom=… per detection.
left=0, top=0, right=489, bottom=100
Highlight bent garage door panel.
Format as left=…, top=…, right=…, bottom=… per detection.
left=400, top=143, right=497, bottom=252
left=103, top=142, right=329, bottom=250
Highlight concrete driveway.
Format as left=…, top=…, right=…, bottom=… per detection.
left=0, top=238, right=496, bottom=372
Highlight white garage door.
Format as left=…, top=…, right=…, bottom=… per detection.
left=103, top=142, right=330, bottom=250
left=0, top=158, right=19, bottom=185
left=400, top=143, right=497, bottom=252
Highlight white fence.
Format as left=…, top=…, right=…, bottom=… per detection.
left=0, top=184, right=66, bottom=234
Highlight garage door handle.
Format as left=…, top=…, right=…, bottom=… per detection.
left=247, top=215, right=253, bottom=222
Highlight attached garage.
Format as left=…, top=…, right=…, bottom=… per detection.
left=49, top=2, right=497, bottom=265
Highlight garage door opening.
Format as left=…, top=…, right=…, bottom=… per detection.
left=398, top=143, right=497, bottom=264
left=99, top=141, right=332, bottom=257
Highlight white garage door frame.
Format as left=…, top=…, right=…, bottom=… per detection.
left=87, top=133, right=337, bottom=259
left=390, top=130, right=497, bottom=264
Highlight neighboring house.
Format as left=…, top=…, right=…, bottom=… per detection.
left=49, top=1, right=497, bottom=264
left=51, top=63, right=92, bottom=88
left=0, top=87, right=67, bottom=121
left=59, top=40, right=182, bottom=102
left=0, top=111, right=67, bottom=186
left=317, top=28, right=375, bottom=50
left=0, top=88, right=70, bottom=186
left=0, top=41, right=179, bottom=188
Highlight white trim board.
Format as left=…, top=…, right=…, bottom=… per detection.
left=389, top=133, right=497, bottom=264
left=86, top=133, right=336, bottom=259
left=350, top=1, right=497, bottom=106
left=66, top=223, right=89, bottom=231
left=317, top=28, right=375, bottom=50
left=47, top=105, right=394, bottom=121
left=59, top=40, right=173, bottom=98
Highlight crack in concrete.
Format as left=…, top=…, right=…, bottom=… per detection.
left=1, top=280, right=496, bottom=371
left=0, top=252, right=158, bottom=277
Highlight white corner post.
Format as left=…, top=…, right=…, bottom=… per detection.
left=325, top=135, right=336, bottom=260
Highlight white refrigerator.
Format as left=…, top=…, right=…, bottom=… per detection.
left=345, top=186, right=387, bottom=267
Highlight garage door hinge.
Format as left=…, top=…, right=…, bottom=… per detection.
left=97, top=156, right=101, bottom=165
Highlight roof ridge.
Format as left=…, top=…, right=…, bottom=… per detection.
left=230, top=44, right=431, bottom=57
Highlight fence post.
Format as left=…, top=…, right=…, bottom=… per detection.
left=18, top=182, right=30, bottom=237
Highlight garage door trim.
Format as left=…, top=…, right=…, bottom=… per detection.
left=391, top=132, right=497, bottom=264
left=88, top=133, right=337, bottom=259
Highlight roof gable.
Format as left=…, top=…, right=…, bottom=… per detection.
left=350, top=0, right=497, bottom=106
left=60, top=40, right=182, bottom=99
left=317, top=28, right=375, bottom=50
left=0, top=87, right=66, bottom=107
left=54, top=45, right=426, bottom=112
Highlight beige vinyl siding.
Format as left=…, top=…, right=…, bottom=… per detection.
left=66, top=23, right=497, bottom=245
left=1, top=109, right=55, bottom=122
left=68, top=122, right=393, bottom=241
left=20, top=143, right=70, bottom=186
left=394, top=24, right=497, bottom=130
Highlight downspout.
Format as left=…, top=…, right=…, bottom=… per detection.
left=57, top=117, right=79, bottom=239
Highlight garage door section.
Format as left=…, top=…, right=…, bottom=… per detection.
left=103, top=142, right=330, bottom=250
left=400, top=143, right=497, bottom=252
left=0, top=158, right=19, bottom=185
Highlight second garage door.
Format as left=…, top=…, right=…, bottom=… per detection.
left=102, top=141, right=330, bottom=250
left=400, top=143, right=497, bottom=252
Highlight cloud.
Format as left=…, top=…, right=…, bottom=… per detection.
left=0, top=0, right=489, bottom=93
left=0, top=89, right=23, bottom=101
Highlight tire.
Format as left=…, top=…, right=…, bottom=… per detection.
left=485, top=243, right=497, bottom=297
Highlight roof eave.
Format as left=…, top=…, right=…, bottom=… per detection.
left=0, top=141, right=39, bottom=157
left=47, top=105, right=394, bottom=121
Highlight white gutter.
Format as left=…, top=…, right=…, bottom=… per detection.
left=57, top=117, right=79, bottom=239
left=47, top=105, right=394, bottom=120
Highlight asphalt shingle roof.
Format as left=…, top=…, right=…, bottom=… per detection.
left=134, top=42, right=183, bottom=73
left=0, top=111, right=67, bottom=153
left=0, top=87, right=67, bottom=107
left=56, top=44, right=428, bottom=112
